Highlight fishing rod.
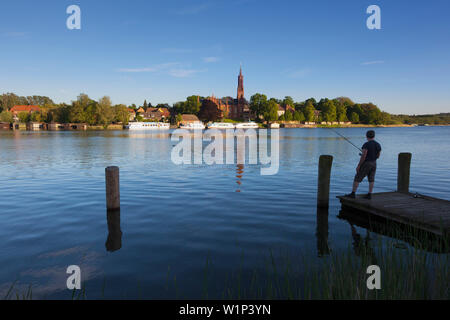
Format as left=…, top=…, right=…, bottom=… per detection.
left=329, top=128, right=363, bottom=155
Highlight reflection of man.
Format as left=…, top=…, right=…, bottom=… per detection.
left=346, top=130, right=381, bottom=200
left=350, top=224, right=377, bottom=265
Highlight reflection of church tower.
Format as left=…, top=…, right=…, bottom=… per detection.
left=237, top=66, right=244, bottom=100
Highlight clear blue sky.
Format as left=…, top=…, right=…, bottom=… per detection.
left=1, top=0, right=449, bottom=114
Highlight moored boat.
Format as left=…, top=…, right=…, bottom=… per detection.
left=207, top=122, right=235, bottom=129
left=235, top=122, right=259, bottom=129
left=180, top=122, right=206, bottom=130
left=125, top=122, right=170, bottom=130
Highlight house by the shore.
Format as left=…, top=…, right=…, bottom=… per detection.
left=179, top=114, right=201, bottom=126
left=10, top=105, right=41, bottom=122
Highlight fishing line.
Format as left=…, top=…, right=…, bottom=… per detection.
left=329, top=128, right=363, bottom=155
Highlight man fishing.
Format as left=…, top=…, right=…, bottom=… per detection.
left=346, top=130, right=382, bottom=200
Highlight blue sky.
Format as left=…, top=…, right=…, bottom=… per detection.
left=1, top=0, right=449, bottom=114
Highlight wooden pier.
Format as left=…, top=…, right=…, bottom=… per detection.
left=338, top=192, right=450, bottom=236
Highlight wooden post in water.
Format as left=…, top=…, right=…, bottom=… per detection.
left=317, top=155, right=333, bottom=208
left=105, top=166, right=120, bottom=211
left=397, top=153, right=412, bottom=193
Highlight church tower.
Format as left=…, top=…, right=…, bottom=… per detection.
left=237, top=66, right=244, bottom=100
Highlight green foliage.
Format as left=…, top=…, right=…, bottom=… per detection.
left=172, top=96, right=201, bottom=115
left=319, top=99, right=337, bottom=122
left=263, top=100, right=279, bottom=121
left=282, top=96, right=294, bottom=107
left=350, top=112, right=360, bottom=123
left=390, top=113, right=450, bottom=125
left=250, top=93, right=268, bottom=118
left=0, top=111, right=13, bottom=123
left=3, top=91, right=449, bottom=126
left=96, top=96, right=114, bottom=128
left=18, top=112, right=30, bottom=123
left=114, top=104, right=130, bottom=125
left=293, top=111, right=305, bottom=122
left=0, top=93, right=53, bottom=111
left=30, top=112, right=42, bottom=122
left=304, top=103, right=316, bottom=122
left=284, top=110, right=293, bottom=121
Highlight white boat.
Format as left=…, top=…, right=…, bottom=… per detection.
left=125, top=122, right=170, bottom=130
left=207, top=122, right=236, bottom=129
left=180, top=122, right=205, bottom=130
left=235, top=122, right=259, bottom=129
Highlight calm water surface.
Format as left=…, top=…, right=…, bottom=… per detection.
left=0, top=127, right=449, bottom=298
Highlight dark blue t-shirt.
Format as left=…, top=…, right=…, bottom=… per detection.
left=362, top=140, right=381, bottom=162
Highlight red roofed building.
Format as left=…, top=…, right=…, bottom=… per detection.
left=10, top=105, right=41, bottom=122
left=10, top=105, right=41, bottom=114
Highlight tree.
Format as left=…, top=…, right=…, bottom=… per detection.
left=321, top=100, right=337, bottom=122
left=198, top=99, right=221, bottom=122
left=114, top=104, right=130, bottom=125
left=336, top=104, right=348, bottom=122
left=293, top=111, right=305, bottom=122
left=0, top=93, right=27, bottom=111
left=18, top=112, right=30, bottom=123
left=96, top=96, right=114, bottom=127
left=282, top=96, right=295, bottom=108
left=263, top=100, right=279, bottom=121
left=143, top=100, right=148, bottom=110
left=0, top=110, right=13, bottom=123
left=30, top=112, right=42, bottom=122
left=69, top=94, right=90, bottom=123
left=284, top=109, right=293, bottom=121
left=250, top=93, right=268, bottom=118
left=173, top=101, right=185, bottom=114
left=184, top=96, right=201, bottom=114
left=350, top=112, right=359, bottom=123
left=304, top=103, right=316, bottom=122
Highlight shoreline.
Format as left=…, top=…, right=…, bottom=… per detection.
left=1, top=123, right=449, bottom=132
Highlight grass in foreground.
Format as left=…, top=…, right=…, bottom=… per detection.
left=3, top=235, right=449, bottom=300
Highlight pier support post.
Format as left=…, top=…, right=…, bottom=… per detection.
left=397, top=153, right=412, bottom=193
left=105, top=166, right=120, bottom=211
left=317, top=155, right=333, bottom=208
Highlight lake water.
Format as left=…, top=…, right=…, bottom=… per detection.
left=0, top=127, right=449, bottom=299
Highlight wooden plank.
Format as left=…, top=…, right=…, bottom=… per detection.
left=337, top=192, right=450, bottom=236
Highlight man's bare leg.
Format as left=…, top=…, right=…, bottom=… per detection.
left=352, top=181, right=360, bottom=193
left=369, top=182, right=374, bottom=194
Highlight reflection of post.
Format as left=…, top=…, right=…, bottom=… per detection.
left=316, top=207, right=330, bottom=256
left=236, top=135, right=245, bottom=192
left=106, top=210, right=122, bottom=252
left=236, top=164, right=244, bottom=192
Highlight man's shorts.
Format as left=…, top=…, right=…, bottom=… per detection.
left=354, top=161, right=377, bottom=183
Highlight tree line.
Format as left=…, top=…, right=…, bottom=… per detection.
left=248, top=95, right=396, bottom=124
left=1, top=92, right=449, bottom=126
left=0, top=93, right=130, bottom=127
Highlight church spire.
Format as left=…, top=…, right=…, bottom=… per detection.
left=237, top=65, right=244, bottom=100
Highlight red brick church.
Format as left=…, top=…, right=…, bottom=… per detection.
left=206, top=67, right=252, bottom=121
